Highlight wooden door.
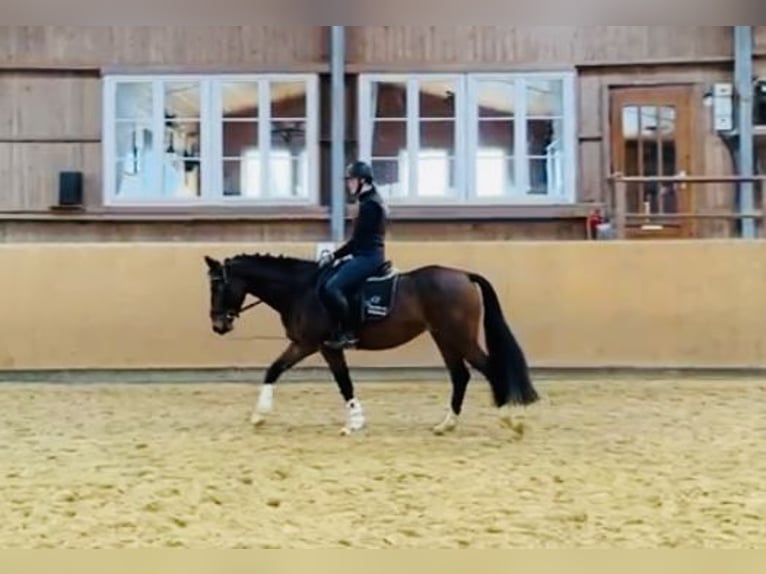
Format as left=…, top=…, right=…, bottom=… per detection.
left=610, top=86, right=694, bottom=238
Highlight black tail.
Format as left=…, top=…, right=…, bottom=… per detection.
left=468, top=273, right=538, bottom=407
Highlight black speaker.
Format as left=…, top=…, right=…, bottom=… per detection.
left=58, top=171, right=83, bottom=207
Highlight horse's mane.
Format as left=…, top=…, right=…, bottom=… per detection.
left=227, top=252, right=319, bottom=281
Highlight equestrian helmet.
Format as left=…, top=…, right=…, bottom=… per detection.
left=345, top=160, right=374, bottom=183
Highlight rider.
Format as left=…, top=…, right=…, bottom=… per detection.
left=318, top=160, right=388, bottom=350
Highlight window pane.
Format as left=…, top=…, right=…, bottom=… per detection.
left=270, top=121, right=308, bottom=198
left=527, top=118, right=565, bottom=196
left=264, top=150, right=309, bottom=199
left=420, top=120, right=455, bottom=156
left=163, top=154, right=201, bottom=198
left=527, top=118, right=563, bottom=156
left=475, top=79, right=514, bottom=119
left=399, top=150, right=452, bottom=198
left=622, top=106, right=639, bottom=138
left=372, top=120, right=406, bottom=158
left=526, top=78, right=563, bottom=117
left=475, top=150, right=515, bottom=197
left=419, top=79, right=456, bottom=118
left=164, top=120, right=201, bottom=198
left=372, top=80, right=407, bottom=118
left=528, top=157, right=562, bottom=195
left=418, top=151, right=452, bottom=197
left=223, top=121, right=258, bottom=159
left=371, top=158, right=405, bottom=199
left=165, top=81, right=200, bottom=120
left=419, top=121, right=456, bottom=197
left=478, top=119, right=514, bottom=156
left=222, top=81, right=259, bottom=119
left=624, top=106, right=676, bottom=139
left=115, top=122, right=154, bottom=197
left=271, top=81, right=307, bottom=118
left=116, top=82, right=152, bottom=121
left=223, top=158, right=257, bottom=197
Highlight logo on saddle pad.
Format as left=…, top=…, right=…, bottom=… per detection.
left=357, top=267, right=399, bottom=322
left=328, top=261, right=398, bottom=324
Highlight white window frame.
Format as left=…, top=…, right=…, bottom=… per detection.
left=358, top=73, right=467, bottom=205
left=358, top=71, right=577, bottom=205
left=102, top=73, right=320, bottom=207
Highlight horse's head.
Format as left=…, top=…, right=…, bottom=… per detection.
left=204, top=255, right=248, bottom=335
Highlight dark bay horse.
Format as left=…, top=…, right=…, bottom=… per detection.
left=204, top=252, right=538, bottom=435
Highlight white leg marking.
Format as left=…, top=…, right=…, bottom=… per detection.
left=340, top=398, right=366, bottom=436
left=433, top=408, right=459, bottom=435
left=251, top=384, right=274, bottom=427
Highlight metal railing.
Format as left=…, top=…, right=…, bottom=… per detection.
left=607, top=174, right=766, bottom=239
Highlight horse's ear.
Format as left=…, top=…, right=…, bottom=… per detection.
left=204, top=256, right=220, bottom=272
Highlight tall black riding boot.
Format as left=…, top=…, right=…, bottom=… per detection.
left=323, top=292, right=358, bottom=350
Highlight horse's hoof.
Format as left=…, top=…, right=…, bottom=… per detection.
left=251, top=413, right=267, bottom=427
left=500, top=416, right=525, bottom=437
left=432, top=422, right=457, bottom=436
left=433, top=412, right=458, bottom=435
left=340, top=421, right=366, bottom=436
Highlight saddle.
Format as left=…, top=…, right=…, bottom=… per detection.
left=318, top=259, right=400, bottom=326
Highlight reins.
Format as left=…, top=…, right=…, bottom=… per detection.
left=235, top=299, right=263, bottom=316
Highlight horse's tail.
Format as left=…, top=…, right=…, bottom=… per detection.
left=467, top=273, right=539, bottom=407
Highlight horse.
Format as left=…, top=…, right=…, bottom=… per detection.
left=204, top=252, right=539, bottom=436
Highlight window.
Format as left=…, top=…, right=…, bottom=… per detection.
left=103, top=74, right=319, bottom=206
left=358, top=72, right=576, bottom=204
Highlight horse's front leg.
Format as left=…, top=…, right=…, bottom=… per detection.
left=251, top=342, right=316, bottom=427
left=320, top=347, right=365, bottom=436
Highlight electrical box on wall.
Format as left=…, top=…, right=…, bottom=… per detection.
left=713, top=83, right=734, bottom=132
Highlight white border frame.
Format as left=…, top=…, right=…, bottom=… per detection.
left=102, top=73, right=320, bottom=207
left=358, top=70, right=578, bottom=205
left=358, top=73, right=467, bottom=205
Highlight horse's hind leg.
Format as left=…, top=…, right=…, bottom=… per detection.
left=432, top=336, right=471, bottom=435
left=464, top=343, right=525, bottom=437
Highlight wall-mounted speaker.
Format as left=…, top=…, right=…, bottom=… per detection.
left=58, top=171, right=83, bottom=207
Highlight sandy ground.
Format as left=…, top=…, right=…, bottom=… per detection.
left=0, top=376, right=765, bottom=549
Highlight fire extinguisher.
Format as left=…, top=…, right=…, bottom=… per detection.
left=587, top=209, right=603, bottom=240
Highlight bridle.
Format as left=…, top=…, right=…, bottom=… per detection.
left=213, top=262, right=264, bottom=319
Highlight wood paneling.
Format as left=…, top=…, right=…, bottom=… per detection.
left=348, top=27, right=732, bottom=68
left=573, top=64, right=738, bottom=237
left=578, top=141, right=603, bottom=204
left=0, top=143, right=101, bottom=210
left=0, top=27, right=326, bottom=69
left=755, top=27, right=766, bottom=56
left=578, top=75, right=601, bottom=139
left=0, top=219, right=587, bottom=243
left=0, top=220, right=329, bottom=243
left=0, top=74, right=101, bottom=140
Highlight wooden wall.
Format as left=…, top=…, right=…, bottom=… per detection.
left=0, top=73, right=102, bottom=211
left=347, top=26, right=732, bottom=68
left=755, top=27, right=766, bottom=56
left=0, top=26, right=326, bottom=69
left=0, top=26, right=753, bottom=242
left=0, top=26, right=326, bottom=219
left=576, top=65, right=735, bottom=226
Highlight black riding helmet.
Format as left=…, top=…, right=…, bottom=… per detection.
left=345, top=160, right=374, bottom=183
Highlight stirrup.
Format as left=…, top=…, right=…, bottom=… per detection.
left=323, top=331, right=358, bottom=350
